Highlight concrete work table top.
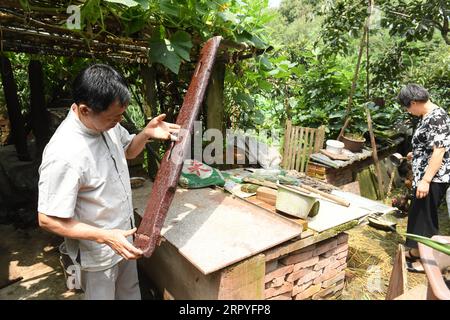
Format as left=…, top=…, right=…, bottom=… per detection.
left=132, top=179, right=303, bottom=275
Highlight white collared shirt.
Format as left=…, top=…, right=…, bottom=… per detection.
left=38, top=109, right=136, bottom=271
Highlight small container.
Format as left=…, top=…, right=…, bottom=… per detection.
left=326, top=140, right=344, bottom=154
left=130, top=177, right=146, bottom=189
left=276, top=185, right=320, bottom=219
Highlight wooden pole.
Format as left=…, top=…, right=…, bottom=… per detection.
left=28, top=59, right=50, bottom=160
left=366, top=105, right=384, bottom=199
left=0, top=56, right=30, bottom=161
left=337, top=3, right=372, bottom=141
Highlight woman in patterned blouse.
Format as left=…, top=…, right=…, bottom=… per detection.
left=398, top=84, right=450, bottom=273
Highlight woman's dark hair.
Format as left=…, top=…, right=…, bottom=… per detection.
left=72, top=64, right=130, bottom=113
left=397, top=83, right=429, bottom=108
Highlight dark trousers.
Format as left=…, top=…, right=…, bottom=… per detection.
left=406, top=182, right=449, bottom=248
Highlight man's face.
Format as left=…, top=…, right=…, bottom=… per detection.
left=81, top=100, right=127, bottom=132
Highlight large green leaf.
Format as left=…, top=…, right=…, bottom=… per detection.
left=105, top=0, right=140, bottom=7
left=80, top=0, right=102, bottom=27
left=235, top=30, right=267, bottom=49
left=405, top=233, right=450, bottom=255
left=171, top=31, right=193, bottom=62
left=148, top=31, right=181, bottom=74
left=122, top=6, right=147, bottom=35
left=159, top=0, right=180, bottom=17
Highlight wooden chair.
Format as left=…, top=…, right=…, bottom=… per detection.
left=282, top=120, right=325, bottom=172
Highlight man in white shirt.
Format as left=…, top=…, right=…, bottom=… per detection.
left=38, top=64, right=180, bottom=299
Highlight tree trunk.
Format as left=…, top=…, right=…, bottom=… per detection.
left=141, top=64, right=161, bottom=179
left=205, top=60, right=225, bottom=135
left=140, top=64, right=159, bottom=119
left=0, top=56, right=30, bottom=161
left=28, top=59, right=50, bottom=160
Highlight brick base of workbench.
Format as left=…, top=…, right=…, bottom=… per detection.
left=264, top=233, right=348, bottom=300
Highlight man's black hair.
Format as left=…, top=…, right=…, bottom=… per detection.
left=397, top=83, right=429, bottom=108
left=72, top=64, right=130, bottom=113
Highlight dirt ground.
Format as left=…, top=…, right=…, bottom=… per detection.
left=341, top=198, right=450, bottom=300
left=1, top=194, right=449, bottom=300
left=0, top=224, right=81, bottom=300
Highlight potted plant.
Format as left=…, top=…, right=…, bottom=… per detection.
left=340, top=112, right=367, bottom=153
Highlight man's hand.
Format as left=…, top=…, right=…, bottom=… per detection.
left=416, top=180, right=430, bottom=199
left=100, top=228, right=143, bottom=260
left=144, top=114, right=180, bottom=141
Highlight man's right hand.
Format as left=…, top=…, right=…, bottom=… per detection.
left=100, top=228, right=143, bottom=260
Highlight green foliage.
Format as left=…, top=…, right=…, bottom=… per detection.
left=148, top=28, right=193, bottom=74
left=405, top=233, right=450, bottom=255
left=67, top=0, right=274, bottom=74
left=380, top=0, right=449, bottom=45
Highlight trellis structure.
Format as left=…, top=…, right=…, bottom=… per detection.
left=0, top=0, right=268, bottom=164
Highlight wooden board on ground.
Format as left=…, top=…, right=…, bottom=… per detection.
left=133, top=181, right=302, bottom=275
left=386, top=244, right=407, bottom=300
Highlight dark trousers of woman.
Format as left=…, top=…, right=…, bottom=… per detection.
left=406, top=182, right=449, bottom=248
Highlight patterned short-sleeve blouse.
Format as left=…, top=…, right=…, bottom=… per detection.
left=411, top=107, right=450, bottom=187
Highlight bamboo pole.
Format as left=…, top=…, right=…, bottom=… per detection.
left=365, top=104, right=384, bottom=199
left=337, top=13, right=370, bottom=141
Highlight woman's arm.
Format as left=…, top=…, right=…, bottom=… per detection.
left=416, top=146, right=445, bottom=199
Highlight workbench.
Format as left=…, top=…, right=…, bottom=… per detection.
left=307, top=137, right=404, bottom=189
left=132, top=179, right=366, bottom=300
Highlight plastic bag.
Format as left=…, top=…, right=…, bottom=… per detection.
left=179, top=159, right=225, bottom=189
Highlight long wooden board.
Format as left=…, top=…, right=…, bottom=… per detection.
left=134, top=37, right=222, bottom=257
left=133, top=181, right=302, bottom=275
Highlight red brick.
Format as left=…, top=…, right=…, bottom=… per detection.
left=265, top=281, right=293, bottom=299
left=313, top=239, right=337, bottom=256
left=334, top=243, right=349, bottom=254
left=297, top=269, right=322, bottom=285
left=265, top=264, right=294, bottom=283
left=337, top=233, right=349, bottom=245
left=313, top=278, right=346, bottom=300
left=286, top=268, right=310, bottom=282
left=336, top=251, right=348, bottom=260
left=323, top=260, right=341, bottom=274
left=334, top=279, right=345, bottom=293
left=294, top=283, right=322, bottom=300
left=313, top=256, right=336, bottom=271
left=268, top=292, right=292, bottom=300
left=292, top=280, right=313, bottom=296
left=267, top=275, right=285, bottom=288
left=293, top=256, right=319, bottom=271
left=280, top=249, right=314, bottom=265
left=337, top=263, right=347, bottom=272
left=337, top=257, right=347, bottom=266
left=322, top=271, right=346, bottom=288
left=313, top=268, right=338, bottom=285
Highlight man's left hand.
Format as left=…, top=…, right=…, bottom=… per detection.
left=416, top=180, right=430, bottom=199
left=144, top=114, right=181, bottom=141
